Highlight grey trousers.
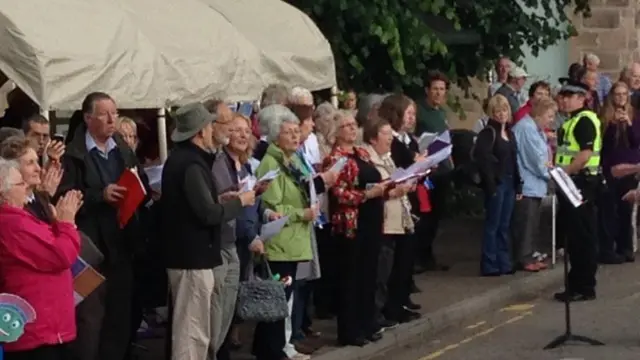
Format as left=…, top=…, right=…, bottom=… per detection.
left=511, top=196, right=542, bottom=265
left=210, top=247, right=240, bottom=360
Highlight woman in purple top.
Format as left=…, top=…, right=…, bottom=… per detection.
left=600, top=81, right=640, bottom=262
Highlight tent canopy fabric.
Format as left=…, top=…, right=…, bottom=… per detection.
left=0, top=0, right=336, bottom=111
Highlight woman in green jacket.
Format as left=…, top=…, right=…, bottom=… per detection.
left=252, top=104, right=319, bottom=360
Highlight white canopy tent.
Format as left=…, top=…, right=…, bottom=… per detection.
left=0, top=0, right=336, bottom=111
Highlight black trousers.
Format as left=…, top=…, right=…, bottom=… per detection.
left=611, top=175, right=637, bottom=257
left=336, top=233, right=381, bottom=342
left=313, top=225, right=338, bottom=316
left=560, top=177, right=599, bottom=296
left=416, top=174, right=449, bottom=264
left=251, top=261, right=297, bottom=360
left=511, top=197, right=542, bottom=266
left=597, top=181, right=618, bottom=259
left=5, top=343, right=74, bottom=360
left=375, top=234, right=413, bottom=321
left=71, top=259, right=134, bottom=360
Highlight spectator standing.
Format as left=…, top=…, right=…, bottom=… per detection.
left=56, top=92, right=150, bottom=360
left=361, top=117, right=416, bottom=329
left=252, top=105, right=319, bottom=360
left=474, top=94, right=522, bottom=276
left=513, top=81, right=551, bottom=124
left=0, top=159, right=83, bottom=360
left=161, top=103, right=253, bottom=360
left=583, top=53, right=612, bottom=104
left=495, top=67, right=529, bottom=119
left=599, top=81, right=640, bottom=263
left=324, top=111, right=388, bottom=347
left=254, top=84, right=290, bottom=161
left=414, top=72, right=454, bottom=271
left=488, top=57, right=513, bottom=97
left=511, top=99, right=557, bottom=271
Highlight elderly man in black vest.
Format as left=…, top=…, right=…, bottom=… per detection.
left=161, top=102, right=256, bottom=360
left=56, top=92, right=151, bottom=360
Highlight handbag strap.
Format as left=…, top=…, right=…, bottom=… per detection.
left=244, top=254, right=275, bottom=281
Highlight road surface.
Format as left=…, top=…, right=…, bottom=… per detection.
left=372, top=261, right=640, bottom=360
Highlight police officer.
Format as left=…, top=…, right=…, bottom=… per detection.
left=554, top=78, right=601, bottom=302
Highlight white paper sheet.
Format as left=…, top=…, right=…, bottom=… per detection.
left=549, top=167, right=583, bottom=208
left=258, top=169, right=280, bottom=182
left=144, top=165, right=163, bottom=192
left=240, top=175, right=257, bottom=192
left=260, top=215, right=290, bottom=240
left=329, top=157, right=348, bottom=173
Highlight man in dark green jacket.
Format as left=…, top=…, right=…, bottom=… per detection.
left=415, top=70, right=452, bottom=272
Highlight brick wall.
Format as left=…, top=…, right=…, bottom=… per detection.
left=570, top=0, right=638, bottom=79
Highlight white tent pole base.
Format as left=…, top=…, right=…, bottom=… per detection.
left=158, top=108, right=167, bottom=163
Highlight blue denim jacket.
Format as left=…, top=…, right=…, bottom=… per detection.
left=512, top=115, right=550, bottom=198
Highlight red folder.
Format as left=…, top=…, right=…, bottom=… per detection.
left=416, top=183, right=432, bottom=213
left=116, top=168, right=146, bottom=228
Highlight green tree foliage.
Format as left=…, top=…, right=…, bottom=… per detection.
left=287, top=0, right=591, bottom=93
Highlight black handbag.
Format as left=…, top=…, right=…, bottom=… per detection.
left=236, top=257, right=288, bottom=322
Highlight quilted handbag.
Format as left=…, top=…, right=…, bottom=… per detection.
left=236, top=257, right=289, bottom=322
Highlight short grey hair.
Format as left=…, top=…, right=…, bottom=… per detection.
left=0, top=128, right=24, bottom=145
left=260, top=84, right=289, bottom=109
left=313, top=102, right=338, bottom=146
left=356, top=94, right=386, bottom=126
left=583, top=53, right=600, bottom=65
left=0, top=157, right=20, bottom=195
left=288, top=86, right=313, bottom=106
left=258, top=104, right=300, bottom=143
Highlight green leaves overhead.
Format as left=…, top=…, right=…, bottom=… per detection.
left=287, top=0, right=591, bottom=93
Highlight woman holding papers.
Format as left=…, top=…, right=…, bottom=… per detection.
left=377, top=95, right=428, bottom=311
left=0, top=158, right=82, bottom=359
left=252, top=105, right=320, bottom=360
left=362, top=117, right=418, bottom=330
left=324, top=111, right=389, bottom=347
left=473, top=94, right=523, bottom=277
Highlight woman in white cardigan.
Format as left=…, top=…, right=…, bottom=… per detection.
left=361, top=117, right=418, bottom=330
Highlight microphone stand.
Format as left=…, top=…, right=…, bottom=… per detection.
left=544, top=190, right=604, bottom=349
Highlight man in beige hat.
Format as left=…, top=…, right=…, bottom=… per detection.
left=160, top=102, right=255, bottom=360
left=495, top=66, right=529, bottom=118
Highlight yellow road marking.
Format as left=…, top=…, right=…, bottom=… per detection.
left=417, top=311, right=533, bottom=360
left=500, top=304, right=535, bottom=312
left=465, top=321, right=486, bottom=329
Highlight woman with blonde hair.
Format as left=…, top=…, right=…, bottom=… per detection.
left=599, top=81, right=640, bottom=262
left=116, top=116, right=139, bottom=150
left=473, top=94, right=522, bottom=276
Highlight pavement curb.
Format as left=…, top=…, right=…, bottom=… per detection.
left=313, top=266, right=564, bottom=360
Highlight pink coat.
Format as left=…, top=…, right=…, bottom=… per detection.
left=0, top=204, right=80, bottom=351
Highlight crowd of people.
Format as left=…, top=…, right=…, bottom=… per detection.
left=0, top=51, right=639, bottom=360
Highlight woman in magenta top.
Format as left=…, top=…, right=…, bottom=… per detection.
left=0, top=158, right=83, bottom=359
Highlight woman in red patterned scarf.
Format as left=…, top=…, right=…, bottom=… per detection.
left=323, top=111, right=388, bottom=347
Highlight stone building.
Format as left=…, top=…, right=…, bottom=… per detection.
left=569, top=0, right=638, bottom=81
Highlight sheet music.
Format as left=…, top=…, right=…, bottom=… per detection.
left=418, top=132, right=437, bottom=153
left=308, top=174, right=323, bottom=228
left=240, top=175, right=257, bottom=192
left=549, top=167, right=583, bottom=207
left=260, top=216, right=290, bottom=240
left=258, top=169, right=280, bottom=182
left=144, top=165, right=163, bottom=192
left=329, top=157, right=348, bottom=173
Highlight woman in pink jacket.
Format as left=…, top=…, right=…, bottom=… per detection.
left=0, top=158, right=83, bottom=360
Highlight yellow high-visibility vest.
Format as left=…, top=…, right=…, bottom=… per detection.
left=554, top=110, right=602, bottom=175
